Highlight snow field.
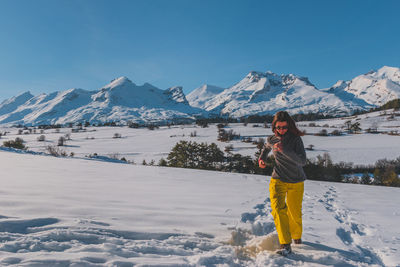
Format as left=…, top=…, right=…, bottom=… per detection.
left=0, top=150, right=399, bottom=266
left=1, top=112, right=400, bottom=166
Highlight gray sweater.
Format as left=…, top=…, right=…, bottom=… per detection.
left=259, top=133, right=307, bottom=183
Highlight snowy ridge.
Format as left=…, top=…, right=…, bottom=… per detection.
left=197, top=71, right=370, bottom=117
left=326, top=66, right=400, bottom=106
left=0, top=77, right=205, bottom=126
left=0, top=91, right=34, bottom=116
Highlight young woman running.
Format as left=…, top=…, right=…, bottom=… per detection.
left=258, top=111, right=307, bottom=256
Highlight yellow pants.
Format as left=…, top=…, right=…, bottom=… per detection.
left=269, top=178, right=304, bottom=245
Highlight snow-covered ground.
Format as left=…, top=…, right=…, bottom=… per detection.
left=1, top=109, right=400, bottom=166
left=0, top=111, right=399, bottom=266
left=0, top=150, right=399, bottom=266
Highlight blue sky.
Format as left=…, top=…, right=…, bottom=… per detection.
left=0, top=0, right=399, bottom=101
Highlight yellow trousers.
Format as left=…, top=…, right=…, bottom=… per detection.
left=269, top=178, right=304, bottom=245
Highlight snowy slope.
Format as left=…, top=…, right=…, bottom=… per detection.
left=0, top=91, right=34, bottom=116
left=0, top=150, right=398, bottom=266
left=326, top=66, right=400, bottom=106
left=197, top=71, right=369, bottom=117
left=0, top=77, right=205, bottom=126
left=187, top=84, right=225, bottom=109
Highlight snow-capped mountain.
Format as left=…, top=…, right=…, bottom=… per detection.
left=1, top=66, right=399, bottom=125
left=325, top=66, right=400, bottom=106
left=0, top=91, right=34, bottom=116
left=187, top=84, right=225, bottom=109
left=195, top=71, right=371, bottom=117
left=0, top=77, right=205, bottom=126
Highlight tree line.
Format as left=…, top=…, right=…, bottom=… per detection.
left=164, top=141, right=400, bottom=187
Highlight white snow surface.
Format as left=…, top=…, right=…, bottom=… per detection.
left=0, top=149, right=399, bottom=266
left=0, top=110, right=400, bottom=266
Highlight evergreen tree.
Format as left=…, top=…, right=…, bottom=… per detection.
left=167, top=141, right=224, bottom=170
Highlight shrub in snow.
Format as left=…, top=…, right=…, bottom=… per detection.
left=190, top=131, right=197, bottom=137
left=196, top=120, right=208, bottom=128
left=366, top=123, right=379, bottom=133
left=350, top=122, right=362, bottom=133
left=217, top=128, right=240, bottom=142
left=344, top=120, right=352, bottom=131
left=147, top=125, right=158, bottom=130
left=46, top=145, right=67, bottom=157
left=37, top=135, right=46, bottom=142
left=242, top=137, right=253, bottom=143
left=217, top=123, right=225, bottom=129
left=58, top=136, right=66, bottom=146
left=331, top=130, right=342, bottom=136
left=113, top=133, right=122, bottom=138
left=361, top=173, right=372, bottom=185
left=3, top=137, right=26, bottom=150
left=127, top=121, right=140, bottom=128
left=306, top=144, right=315, bottom=151
left=158, top=158, right=167, bottom=166
left=315, top=129, right=328, bottom=136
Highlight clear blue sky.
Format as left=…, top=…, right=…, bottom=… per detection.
left=0, top=0, right=399, bottom=101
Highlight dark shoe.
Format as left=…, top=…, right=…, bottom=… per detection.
left=294, top=239, right=302, bottom=244
left=276, top=244, right=292, bottom=256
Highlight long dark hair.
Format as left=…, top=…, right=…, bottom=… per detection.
left=272, top=111, right=304, bottom=136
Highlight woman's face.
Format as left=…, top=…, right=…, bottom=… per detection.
left=275, top=121, right=288, bottom=136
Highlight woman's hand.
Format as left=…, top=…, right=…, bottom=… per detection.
left=273, top=142, right=283, bottom=153
left=258, top=159, right=266, bottom=169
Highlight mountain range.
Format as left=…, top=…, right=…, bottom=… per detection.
left=187, top=66, right=400, bottom=117
left=0, top=77, right=205, bottom=126
left=0, top=66, right=399, bottom=126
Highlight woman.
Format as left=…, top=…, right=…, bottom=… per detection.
left=258, top=111, right=307, bottom=256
